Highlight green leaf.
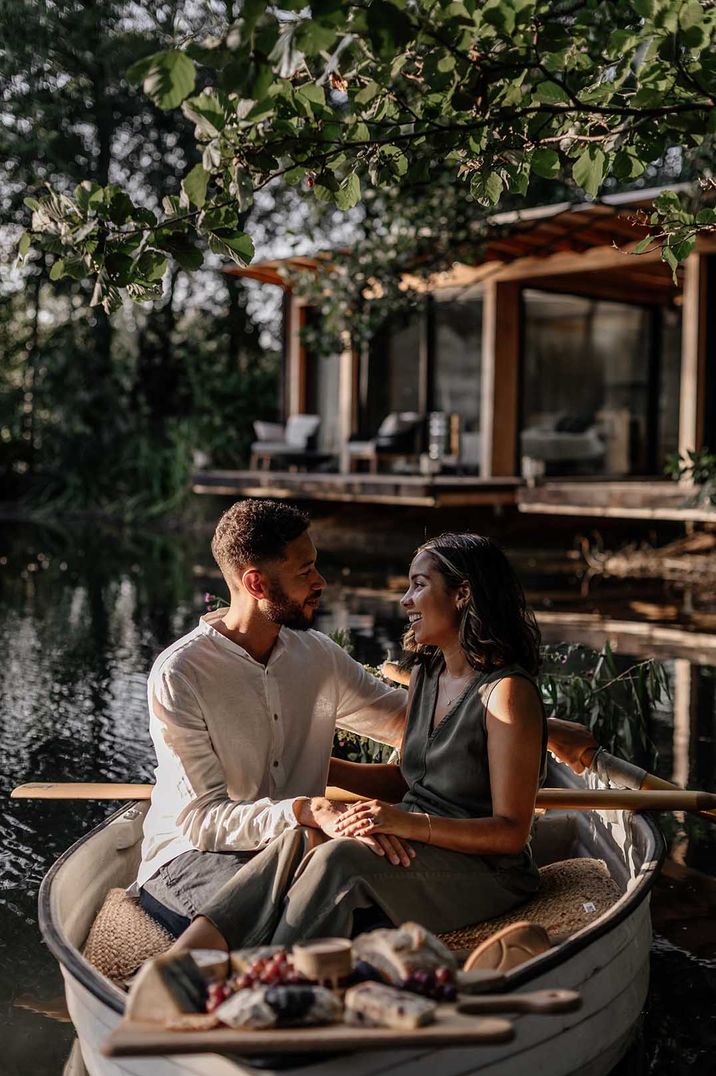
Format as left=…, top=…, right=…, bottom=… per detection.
left=671, top=235, right=696, bottom=261
left=380, top=144, right=408, bottom=176
left=634, top=236, right=654, bottom=254
left=182, top=163, right=210, bottom=208
left=284, top=166, right=307, bottom=186
left=75, top=181, right=103, bottom=213
left=155, top=232, right=204, bottom=270
left=135, top=251, right=168, bottom=283
left=680, top=1, right=704, bottom=31
left=296, top=82, right=326, bottom=107
left=294, top=19, right=338, bottom=54
left=354, top=81, right=381, bottom=105
left=335, top=172, right=361, bottom=210
left=17, top=232, right=31, bottom=259
left=366, top=0, right=414, bottom=59
left=612, top=149, right=645, bottom=181
left=533, top=79, right=568, bottom=104
left=470, top=170, right=504, bottom=206
left=530, top=147, right=560, bottom=179
left=134, top=50, right=196, bottom=110
left=572, top=147, right=607, bottom=197
left=49, top=258, right=65, bottom=281
left=182, top=91, right=226, bottom=137
left=107, top=190, right=134, bottom=225
left=207, top=230, right=255, bottom=266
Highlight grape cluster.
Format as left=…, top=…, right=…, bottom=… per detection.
left=234, top=950, right=308, bottom=990
left=401, top=965, right=456, bottom=1002
left=206, top=981, right=232, bottom=1012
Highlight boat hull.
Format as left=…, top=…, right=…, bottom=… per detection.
left=41, top=764, right=664, bottom=1076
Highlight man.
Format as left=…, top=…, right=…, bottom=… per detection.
left=135, top=499, right=411, bottom=935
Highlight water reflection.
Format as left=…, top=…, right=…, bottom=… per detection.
left=0, top=521, right=714, bottom=1074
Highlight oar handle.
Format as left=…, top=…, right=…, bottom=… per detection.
left=535, top=788, right=716, bottom=811
left=457, top=989, right=581, bottom=1015
left=11, top=782, right=153, bottom=800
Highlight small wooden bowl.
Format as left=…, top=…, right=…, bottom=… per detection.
left=292, top=938, right=353, bottom=985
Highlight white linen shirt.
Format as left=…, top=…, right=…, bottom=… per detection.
left=135, top=611, right=406, bottom=888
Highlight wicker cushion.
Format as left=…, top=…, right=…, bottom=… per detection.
left=83, top=889, right=173, bottom=986
left=438, top=857, right=621, bottom=951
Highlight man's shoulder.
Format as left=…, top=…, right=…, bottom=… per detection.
left=284, top=628, right=352, bottom=661
left=149, top=625, right=207, bottom=683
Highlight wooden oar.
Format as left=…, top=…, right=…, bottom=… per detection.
left=11, top=782, right=153, bottom=800
left=11, top=782, right=716, bottom=812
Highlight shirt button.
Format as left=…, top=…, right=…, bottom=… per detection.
left=273, top=760, right=279, bottom=767
left=273, top=714, right=279, bottom=721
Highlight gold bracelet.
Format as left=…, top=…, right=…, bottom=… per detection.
left=423, top=812, right=432, bottom=844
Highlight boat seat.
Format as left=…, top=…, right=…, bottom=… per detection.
left=438, top=857, right=621, bottom=952
left=82, top=857, right=621, bottom=986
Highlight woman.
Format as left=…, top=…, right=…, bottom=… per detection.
left=171, top=533, right=546, bottom=953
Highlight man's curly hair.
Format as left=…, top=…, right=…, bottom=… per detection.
left=211, top=499, right=310, bottom=580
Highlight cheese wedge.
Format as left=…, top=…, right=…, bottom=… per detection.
left=344, top=982, right=437, bottom=1029
left=217, top=985, right=343, bottom=1029
left=352, top=922, right=456, bottom=985
left=125, top=951, right=207, bottom=1024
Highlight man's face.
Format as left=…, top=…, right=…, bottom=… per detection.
left=260, top=531, right=327, bottom=631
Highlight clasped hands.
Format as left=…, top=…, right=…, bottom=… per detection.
left=297, top=796, right=415, bottom=868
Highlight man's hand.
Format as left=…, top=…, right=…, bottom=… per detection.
left=294, top=796, right=414, bottom=867
left=547, top=717, right=599, bottom=774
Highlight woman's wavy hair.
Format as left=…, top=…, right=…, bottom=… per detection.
left=402, top=533, right=541, bottom=676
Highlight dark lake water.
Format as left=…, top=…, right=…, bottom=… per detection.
left=1, top=518, right=715, bottom=1075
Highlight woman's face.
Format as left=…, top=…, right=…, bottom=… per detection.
left=401, top=550, right=460, bottom=648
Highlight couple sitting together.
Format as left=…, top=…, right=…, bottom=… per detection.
left=134, top=498, right=562, bottom=955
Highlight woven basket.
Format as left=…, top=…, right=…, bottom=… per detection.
left=83, top=889, right=173, bottom=986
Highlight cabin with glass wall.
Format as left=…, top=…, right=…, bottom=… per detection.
left=194, top=188, right=716, bottom=521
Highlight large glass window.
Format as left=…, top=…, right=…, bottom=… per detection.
left=658, top=307, right=682, bottom=465
left=521, top=291, right=655, bottom=476
left=432, top=292, right=482, bottom=460
left=361, top=310, right=423, bottom=436
left=304, top=351, right=341, bottom=452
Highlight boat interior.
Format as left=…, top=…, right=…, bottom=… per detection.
left=40, top=761, right=665, bottom=1017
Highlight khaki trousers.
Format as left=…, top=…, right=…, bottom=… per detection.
left=199, top=827, right=537, bottom=950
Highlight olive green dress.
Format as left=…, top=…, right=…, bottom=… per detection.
left=200, top=662, right=547, bottom=949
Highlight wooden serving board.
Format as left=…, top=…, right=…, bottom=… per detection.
left=104, top=1008, right=514, bottom=1059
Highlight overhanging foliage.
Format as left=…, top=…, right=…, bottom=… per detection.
left=17, top=0, right=716, bottom=311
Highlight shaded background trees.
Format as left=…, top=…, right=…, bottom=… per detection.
left=0, top=0, right=279, bottom=512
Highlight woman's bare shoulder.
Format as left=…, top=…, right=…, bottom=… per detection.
left=484, top=673, right=542, bottom=726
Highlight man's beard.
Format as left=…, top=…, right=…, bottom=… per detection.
left=262, top=581, right=318, bottom=631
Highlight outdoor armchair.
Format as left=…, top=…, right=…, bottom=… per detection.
left=347, top=412, right=424, bottom=473
left=250, top=414, right=322, bottom=471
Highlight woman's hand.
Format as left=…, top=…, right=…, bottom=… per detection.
left=296, top=797, right=414, bottom=866
left=334, top=799, right=419, bottom=842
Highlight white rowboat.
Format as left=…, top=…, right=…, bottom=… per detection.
left=41, top=760, right=664, bottom=1076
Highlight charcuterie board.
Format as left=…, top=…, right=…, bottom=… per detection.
left=105, top=1008, right=515, bottom=1058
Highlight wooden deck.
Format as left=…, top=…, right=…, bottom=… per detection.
left=192, top=469, right=716, bottom=523
left=192, top=469, right=521, bottom=508
left=517, top=479, right=716, bottom=524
